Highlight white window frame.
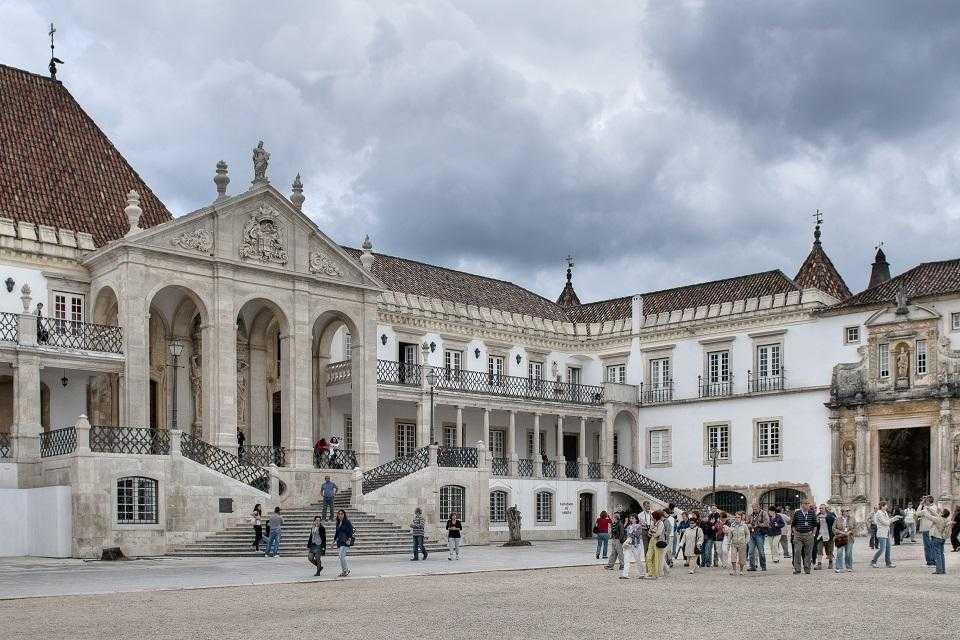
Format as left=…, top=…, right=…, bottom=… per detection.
left=756, top=343, right=782, bottom=379
left=526, top=430, right=547, bottom=459
left=535, top=490, right=554, bottom=524
left=343, top=331, right=352, bottom=360
left=754, top=418, right=782, bottom=460
left=343, top=414, right=353, bottom=450
left=528, top=361, right=543, bottom=381
left=488, top=355, right=505, bottom=386
left=444, top=349, right=463, bottom=381
left=490, top=490, right=508, bottom=523
left=952, top=312, right=960, bottom=332
left=650, top=357, right=671, bottom=388
left=490, top=429, right=506, bottom=459
left=844, top=326, right=860, bottom=344
left=878, top=343, right=890, bottom=379
left=566, top=366, right=582, bottom=385
left=395, top=422, right=416, bottom=459
left=707, top=350, right=730, bottom=383
left=916, top=339, right=927, bottom=376
left=647, top=427, right=671, bottom=466
left=439, top=485, right=465, bottom=521
left=116, top=476, right=158, bottom=524
left=704, top=422, right=731, bottom=464
left=442, top=424, right=457, bottom=448
left=606, top=364, right=626, bottom=384
left=612, top=432, right=619, bottom=465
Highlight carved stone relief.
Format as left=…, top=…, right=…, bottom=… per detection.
left=190, top=317, right=202, bottom=432
left=308, top=250, right=343, bottom=277
left=239, top=205, right=287, bottom=265
left=172, top=228, right=214, bottom=253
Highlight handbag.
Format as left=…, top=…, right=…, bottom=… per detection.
left=834, top=533, right=848, bottom=548
left=693, top=545, right=701, bottom=555
left=592, top=525, right=600, bottom=535
left=656, top=540, right=668, bottom=549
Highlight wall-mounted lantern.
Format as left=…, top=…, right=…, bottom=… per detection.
left=474, top=347, right=481, bottom=359
left=4, top=277, right=14, bottom=293
left=380, top=334, right=388, bottom=346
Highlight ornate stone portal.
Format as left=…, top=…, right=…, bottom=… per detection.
left=239, top=206, right=287, bottom=265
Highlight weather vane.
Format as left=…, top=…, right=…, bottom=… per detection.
left=563, top=254, right=574, bottom=269
left=875, top=241, right=885, bottom=252
left=48, top=22, right=64, bottom=80
left=811, top=209, right=822, bottom=244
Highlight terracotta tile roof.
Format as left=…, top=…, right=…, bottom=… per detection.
left=794, top=243, right=852, bottom=300
left=832, top=258, right=960, bottom=310
left=0, top=64, right=171, bottom=246
left=566, top=296, right=632, bottom=323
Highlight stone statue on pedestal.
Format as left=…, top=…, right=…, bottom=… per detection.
left=503, top=505, right=531, bottom=547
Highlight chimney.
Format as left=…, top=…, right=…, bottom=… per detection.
left=868, top=246, right=891, bottom=289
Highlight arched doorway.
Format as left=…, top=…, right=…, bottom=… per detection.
left=612, top=410, right=637, bottom=468
left=312, top=310, right=361, bottom=465
left=578, top=491, right=595, bottom=539
left=609, top=490, right=640, bottom=517
left=759, top=487, right=807, bottom=511
left=703, top=490, right=747, bottom=514
left=238, top=298, right=289, bottom=456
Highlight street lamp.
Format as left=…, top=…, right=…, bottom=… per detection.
left=168, top=338, right=184, bottom=431
left=708, top=446, right=719, bottom=509
left=426, top=366, right=439, bottom=445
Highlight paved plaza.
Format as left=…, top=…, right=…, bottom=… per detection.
left=2, top=539, right=957, bottom=640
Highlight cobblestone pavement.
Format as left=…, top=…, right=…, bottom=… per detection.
left=2, top=540, right=956, bottom=640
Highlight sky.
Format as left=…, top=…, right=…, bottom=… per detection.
left=3, top=1, right=960, bottom=303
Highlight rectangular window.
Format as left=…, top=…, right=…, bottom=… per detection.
left=650, top=358, right=671, bottom=388
left=593, top=434, right=601, bottom=461
left=528, top=361, right=543, bottom=380
left=649, top=429, right=671, bottom=465
left=490, top=429, right=505, bottom=459
left=706, top=423, right=730, bottom=461
left=535, top=492, right=553, bottom=523
left=606, top=364, right=626, bottom=384
left=756, top=420, right=781, bottom=458
left=488, top=355, right=504, bottom=385
left=526, top=430, right=547, bottom=458
left=395, top=422, right=416, bottom=459
left=443, top=425, right=457, bottom=448
left=567, top=367, right=582, bottom=385
left=444, top=349, right=462, bottom=380
left=953, top=312, right=960, bottom=331
left=612, top=433, right=619, bottom=465
left=53, top=291, right=84, bottom=333
left=117, top=477, right=158, bottom=524
left=916, top=340, right=927, bottom=375
left=844, top=326, right=860, bottom=344
left=756, top=344, right=782, bottom=378
left=707, top=350, right=730, bottom=383
left=879, top=343, right=890, bottom=378
left=490, top=491, right=507, bottom=523
left=343, top=414, right=353, bottom=450
left=343, top=331, right=352, bottom=360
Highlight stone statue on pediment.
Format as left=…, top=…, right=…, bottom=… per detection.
left=830, top=347, right=867, bottom=403
left=252, top=141, right=270, bottom=184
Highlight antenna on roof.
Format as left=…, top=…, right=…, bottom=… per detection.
left=48, top=22, right=64, bottom=80
left=812, top=209, right=823, bottom=245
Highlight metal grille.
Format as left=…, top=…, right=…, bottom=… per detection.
left=490, top=490, right=508, bottom=523
left=314, top=448, right=358, bottom=469
left=611, top=463, right=704, bottom=510
left=587, top=461, right=601, bottom=479
left=517, top=458, right=533, bottom=477
left=699, top=374, right=734, bottom=398
left=641, top=383, right=674, bottom=404
left=40, top=427, right=77, bottom=458
left=565, top=460, right=579, bottom=478
left=432, top=366, right=604, bottom=406
left=0, top=432, right=10, bottom=458
left=749, top=372, right=785, bottom=393
left=243, top=445, right=287, bottom=467
left=541, top=460, right=557, bottom=478
left=36, top=318, right=123, bottom=354
left=116, top=476, right=158, bottom=524
left=491, top=457, right=509, bottom=476
left=437, top=446, right=478, bottom=468
left=0, top=312, right=17, bottom=342
left=326, top=360, right=351, bottom=385
left=361, top=446, right=429, bottom=493
left=90, top=426, right=170, bottom=455
left=439, top=485, right=465, bottom=521
left=377, top=359, right=422, bottom=386
left=179, top=432, right=269, bottom=490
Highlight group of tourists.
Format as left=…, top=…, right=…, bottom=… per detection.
left=595, top=496, right=957, bottom=578
left=250, top=502, right=355, bottom=577
left=867, top=496, right=957, bottom=574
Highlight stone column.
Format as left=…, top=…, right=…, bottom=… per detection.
left=287, top=288, right=314, bottom=467
left=601, top=408, right=615, bottom=478
left=855, top=408, right=869, bottom=501
left=533, top=412, right=542, bottom=477
left=578, top=416, right=588, bottom=480
left=208, top=275, right=237, bottom=453
left=456, top=405, right=464, bottom=447
left=416, top=399, right=428, bottom=448
left=507, top=409, right=518, bottom=476
left=938, top=399, right=953, bottom=500
left=74, top=415, right=91, bottom=454
left=828, top=410, right=841, bottom=504
left=556, top=415, right=566, bottom=478
left=169, top=429, right=183, bottom=457
left=482, top=407, right=490, bottom=448
left=121, top=263, right=150, bottom=431
left=11, top=353, right=41, bottom=462
left=355, top=294, right=381, bottom=469
left=633, top=412, right=642, bottom=471
left=351, top=467, right=363, bottom=508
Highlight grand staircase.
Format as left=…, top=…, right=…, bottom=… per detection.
left=169, top=491, right=446, bottom=558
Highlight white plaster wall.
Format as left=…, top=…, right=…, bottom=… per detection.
left=0, top=263, right=46, bottom=314
left=0, top=462, right=17, bottom=488
left=0, top=485, right=72, bottom=557
left=488, top=478, right=608, bottom=540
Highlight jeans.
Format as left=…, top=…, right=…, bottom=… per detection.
left=596, top=533, right=609, bottom=558
left=835, top=540, right=853, bottom=570
left=412, top=535, right=427, bottom=559
left=906, top=523, right=916, bottom=541
left=730, top=542, right=748, bottom=569
left=447, top=537, right=462, bottom=559
left=698, top=539, right=714, bottom=567
left=871, top=536, right=892, bottom=566
left=931, top=536, right=946, bottom=574
left=322, top=497, right=335, bottom=521
left=748, top=533, right=767, bottom=570
left=792, top=531, right=814, bottom=573
left=338, top=544, right=350, bottom=573
left=766, top=534, right=781, bottom=562
left=922, top=531, right=934, bottom=565
left=265, top=530, right=282, bottom=556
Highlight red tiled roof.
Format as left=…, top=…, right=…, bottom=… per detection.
left=794, top=243, right=852, bottom=300
left=0, top=64, right=171, bottom=246
left=832, top=258, right=960, bottom=310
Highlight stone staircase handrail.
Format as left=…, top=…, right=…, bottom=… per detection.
left=361, top=446, right=430, bottom=493
left=611, top=463, right=705, bottom=510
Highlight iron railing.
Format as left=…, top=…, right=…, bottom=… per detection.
left=698, top=375, right=734, bottom=398
left=433, top=366, right=605, bottom=406
left=0, top=312, right=17, bottom=342
left=641, top=383, right=674, bottom=404
left=326, top=360, right=351, bottom=385
left=243, top=444, right=287, bottom=467
left=748, top=371, right=785, bottom=393
left=0, top=432, right=10, bottom=458
left=36, top=317, right=123, bottom=354
left=314, top=448, right=358, bottom=469
left=90, top=425, right=170, bottom=455
left=180, top=432, right=269, bottom=490
left=361, top=446, right=429, bottom=493
left=40, top=426, right=77, bottom=458
left=377, top=359, right=422, bottom=386
left=517, top=458, right=534, bottom=477
left=542, top=460, right=557, bottom=478
left=491, top=457, right=509, bottom=476
left=565, top=460, right=579, bottom=478
left=611, top=463, right=705, bottom=510
left=437, top=446, right=479, bottom=468
left=587, top=461, right=601, bottom=479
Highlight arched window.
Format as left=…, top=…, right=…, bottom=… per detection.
left=490, top=490, right=508, bottom=523
left=117, top=476, right=158, bottom=524
left=535, top=490, right=554, bottom=523
left=440, top=485, right=465, bottom=521
left=759, top=488, right=806, bottom=511
left=702, top=490, right=747, bottom=514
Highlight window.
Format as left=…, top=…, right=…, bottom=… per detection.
left=612, top=433, right=619, bottom=465
left=526, top=430, right=547, bottom=458
left=953, top=312, right=960, bottom=331
left=395, top=422, right=416, bottom=458
left=490, top=429, right=505, bottom=458
left=705, top=423, right=730, bottom=462
left=844, top=326, right=860, bottom=344
left=343, top=414, right=353, bottom=450
left=443, top=425, right=457, bottom=448
left=439, top=485, right=465, bottom=520
left=756, top=420, right=781, bottom=458
left=490, top=490, right=508, bottom=523
left=593, top=434, right=601, bottom=461
left=756, top=344, right=781, bottom=379
left=53, top=291, right=84, bottom=334
left=567, top=367, right=582, bottom=385
left=488, top=355, right=504, bottom=385
left=528, top=361, right=543, bottom=381
left=343, top=331, right=352, bottom=360
left=649, top=428, right=671, bottom=465
left=878, top=343, right=890, bottom=378
left=606, top=364, right=626, bottom=384
left=535, top=491, right=554, bottom=523
left=916, top=339, right=927, bottom=375
left=707, top=350, right=730, bottom=383
left=117, top=476, right=158, bottom=524
left=444, top=349, right=462, bottom=380
left=650, top=358, right=671, bottom=388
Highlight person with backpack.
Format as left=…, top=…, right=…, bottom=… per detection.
left=712, top=512, right=728, bottom=569
left=604, top=513, right=627, bottom=572
left=446, top=511, right=463, bottom=560
left=766, top=506, right=785, bottom=564
left=680, top=511, right=705, bottom=574
left=620, top=516, right=644, bottom=579
left=594, top=510, right=612, bottom=559
left=928, top=508, right=951, bottom=575
left=746, top=503, right=770, bottom=571
left=250, top=503, right=263, bottom=552
left=307, top=515, right=326, bottom=576
left=814, top=504, right=836, bottom=570
left=833, top=507, right=855, bottom=573
left=334, top=509, right=354, bottom=577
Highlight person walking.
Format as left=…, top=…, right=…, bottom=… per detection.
left=645, top=511, right=667, bottom=579
left=725, top=512, right=749, bottom=576
left=917, top=495, right=938, bottom=567
left=638, top=501, right=653, bottom=551
left=619, top=516, right=643, bottom=579
left=766, top=506, right=784, bottom=564
left=699, top=512, right=715, bottom=568
left=929, top=508, right=951, bottom=575
left=712, top=512, right=729, bottom=569
left=747, top=503, right=769, bottom=572
left=833, top=508, right=855, bottom=573
left=334, top=509, right=354, bottom=577
left=251, top=503, right=263, bottom=552
left=663, top=504, right=677, bottom=570
left=595, top=510, right=612, bottom=559
left=307, top=515, right=326, bottom=576
left=446, top=512, right=463, bottom=560
left=868, top=505, right=879, bottom=549
left=778, top=507, right=792, bottom=559
left=320, top=475, right=338, bottom=521
left=950, top=505, right=960, bottom=553
left=814, top=504, right=836, bottom=570
left=870, top=501, right=900, bottom=568
left=411, top=507, right=428, bottom=561
left=903, top=503, right=917, bottom=543
left=681, top=511, right=705, bottom=574
left=265, top=506, right=283, bottom=557
left=791, top=499, right=817, bottom=574
left=605, top=513, right=627, bottom=572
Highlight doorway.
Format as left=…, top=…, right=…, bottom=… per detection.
left=563, top=434, right=578, bottom=463
left=878, top=427, right=930, bottom=509
left=149, top=380, right=159, bottom=430
left=271, top=391, right=282, bottom=447
left=578, top=492, right=594, bottom=539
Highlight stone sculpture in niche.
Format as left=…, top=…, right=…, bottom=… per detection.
left=239, top=206, right=287, bottom=265
left=842, top=440, right=855, bottom=475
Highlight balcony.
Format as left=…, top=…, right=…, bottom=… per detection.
left=326, top=360, right=351, bottom=385
left=376, top=359, right=421, bottom=386
left=698, top=375, right=734, bottom=398
left=0, top=312, right=17, bottom=342
left=640, top=382, right=673, bottom=404
left=37, top=317, right=123, bottom=354
left=748, top=371, right=785, bottom=393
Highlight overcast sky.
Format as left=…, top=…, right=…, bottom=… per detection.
left=4, top=1, right=960, bottom=303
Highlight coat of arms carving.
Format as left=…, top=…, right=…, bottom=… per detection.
left=171, top=228, right=213, bottom=253
left=239, top=206, right=287, bottom=265
left=308, top=250, right=343, bottom=277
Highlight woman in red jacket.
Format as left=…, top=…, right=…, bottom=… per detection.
left=595, top=510, right=612, bottom=559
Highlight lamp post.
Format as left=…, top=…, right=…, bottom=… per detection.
left=708, top=446, right=719, bottom=508
left=168, top=338, right=184, bottom=431
left=426, top=366, right=439, bottom=445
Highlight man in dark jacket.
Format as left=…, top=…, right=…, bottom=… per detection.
left=814, top=504, right=837, bottom=570
left=605, top=513, right=627, bottom=571
left=792, top=500, right=817, bottom=574
left=766, top=506, right=785, bottom=563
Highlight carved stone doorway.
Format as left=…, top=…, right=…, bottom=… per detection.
left=878, top=427, right=930, bottom=509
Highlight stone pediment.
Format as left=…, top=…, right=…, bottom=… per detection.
left=864, top=302, right=939, bottom=328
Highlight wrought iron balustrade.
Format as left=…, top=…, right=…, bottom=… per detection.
left=748, top=371, right=785, bottom=393
left=36, top=317, right=123, bottom=354
left=698, top=375, right=734, bottom=398
left=565, top=460, right=579, bottom=478
left=491, top=457, right=509, bottom=476
left=541, top=460, right=557, bottom=478
left=377, top=359, right=422, bottom=386
left=587, top=461, right=601, bottom=479
left=361, top=446, right=429, bottom=493
left=0, top=432, right=10, bottom=458
left=40, top=426, right=77, bottom=458
left=90, top=425, right=170, bottom=455
left=437, top=446, right=479, bottom=468
left=326, top=360, right=351, bottom=385
left=314, top=448, right=358, bottom=469
left=244, top=444, right=287, bottom=467
left=517, top=458, right=534, bottom=477
left=0, top=312, right=17, bottom=342
left=641, top=383, right=674, bottom=404
left=180, top=432, right=270, bottom=490
left=427, top=365, right=605, bottom=406
left=611, top=463, right=704, bottom=511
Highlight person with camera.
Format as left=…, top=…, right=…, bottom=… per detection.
left=916, top=495, right=939, bottom=568
left=746, top=503, right=770, bottom=572
left=681, top=511, right=705, bottom=574
left=791, top=499, right=817, bottom=574
left=814, top=504, right=836, bottom=570
left=870, top=501, right=900, bottom=568
left=833, top=507, right=855, bottom=573
left=725, top=511, right=750, bottom=576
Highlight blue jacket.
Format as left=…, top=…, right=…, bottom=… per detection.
left=334, top=519, right=354, bottom=546
left=768, top=513, right=785, bottom=536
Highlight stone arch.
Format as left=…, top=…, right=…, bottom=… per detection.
left=576, top=489, right=597, bottom=539
left=237, top=298, right=291, bottom=453
left=702, top=490, right=747, bottom=514
left=758, top=487, right=807, bottom=511
left=612, top=409, right=637, bottom=468
left=609, top=490, right=640, bottom=516
left=311, top=308, right=362, bottom=446
left=91, top=285, right=119, bottom=326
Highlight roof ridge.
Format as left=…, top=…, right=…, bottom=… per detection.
left=0, top=62, right=57, bottom=83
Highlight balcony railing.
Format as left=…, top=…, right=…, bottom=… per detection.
left=37, top=318, right=123, bottom=354
left=90, top=425, right=170, bottom=455
left=517, top=458, right=534, bottom=477
left=640, top=383, right=674, bottom=404
left=0, top=312, right=17, bottom=342
left=0, top=432, right=10, bottom=458
left=326, top=360, right=351, bottom=385
left=244, top=444, right=287, bottom=467
left=542, top=460, right=557, bottom=478
left=40, top=426, right=77, bottom=458
left=698, top=375, right=734, bottom=398
left=587, top=461, right=601, bottom=479
left=377, top=359, right=422, bottom=386
left=434, top=366, right=604, bottom=406
left=314, top=448, right=358, bottom=469
left=748, top=371, right=785, bottom=393
left=491, top=457, right=509, bottom=476
left=437, top=446, right=478, bottom=468
left=565, top=460, right=579, bottom=478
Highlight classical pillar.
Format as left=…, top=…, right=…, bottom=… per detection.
left=456, top=405, right=464, bottom=447
left=354, top=295, right=381, bottom=469
left=208, top=275, right=237, bottom=452
left=938, top=399, right=953, bottom=500
left=579, top=416, right=588, bottom=480
left=482, top=407, right=490, bottom=448
left=287, top=289, right=314, bottom=467
left=533, top=412, right=542, bottom=477
left=11, top=354, right=41, bottom=461
left=249, top=343, right=268, bottom=446
left=556, top=414, right=566, bottom=478
left=855, top=408, right=869, bottom=501
left=632, top=412, right=642, bottom=471
left=121, top=263, right=150, bottom=431
left=416, top=399, right=428, bottom=448
left=602, top=408, right=615, bottom=478
left=507, top=409, right=518, bottom=476
left=829, top=410, right=841, bottom=504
